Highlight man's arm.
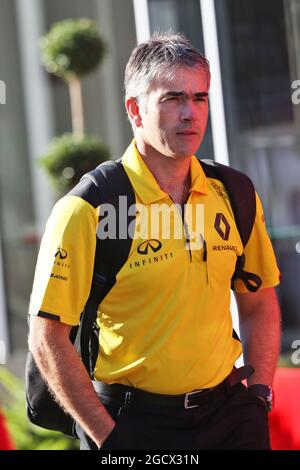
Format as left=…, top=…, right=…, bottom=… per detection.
left=234, top=287, right=281, bottom=386
left=28, top=315, right=115, bottom=447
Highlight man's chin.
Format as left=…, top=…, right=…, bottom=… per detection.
left=171, top=145, right=201, bottom=158
left=171, top=138, right=202, bottom=158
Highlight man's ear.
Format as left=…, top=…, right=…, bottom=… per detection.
left=126, top=97, right=142, bottom=127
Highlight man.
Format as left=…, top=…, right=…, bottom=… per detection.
left=28, top=33, right=281, bottom=450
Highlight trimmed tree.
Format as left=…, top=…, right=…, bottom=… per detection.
left=39, top=19, right=110, bottom=194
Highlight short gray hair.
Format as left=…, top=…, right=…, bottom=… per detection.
left=124, top=32, right=210, bottom=102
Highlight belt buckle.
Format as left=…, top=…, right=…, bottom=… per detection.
left=184, top=389, right=203, bottom=409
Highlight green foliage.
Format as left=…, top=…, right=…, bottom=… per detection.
left=40, top=18, right=106, bottom=80
left=40, top=133, right=110, bottom=195
left=0, top=367, right=79, bottom=450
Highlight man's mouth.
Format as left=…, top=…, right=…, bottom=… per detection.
left=176, top=130, right=198, bottom=136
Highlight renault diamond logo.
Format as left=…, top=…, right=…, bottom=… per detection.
left=214, top=213, right=230, bottom=240
left=137, top=239, right=162, bottom=255
left=55, top=248, right=68, bottom=260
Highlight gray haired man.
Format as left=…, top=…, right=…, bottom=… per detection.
left=29, top=33, right=281, bottom=450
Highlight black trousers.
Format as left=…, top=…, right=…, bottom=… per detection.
left=76, top=383, right=271, bottom=450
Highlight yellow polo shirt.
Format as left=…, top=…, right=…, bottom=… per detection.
left=29, top=140, right=280, bottom=394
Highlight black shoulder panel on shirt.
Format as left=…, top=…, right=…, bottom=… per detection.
left=37, top=311, right=61, bottom=321
left=67, top=176, right=101, bottom=208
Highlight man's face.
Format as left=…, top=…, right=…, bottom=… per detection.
left=136, top=65, right=209, bottom=159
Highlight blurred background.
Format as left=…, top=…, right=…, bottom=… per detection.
left=0, top=0, right=299, bottom=450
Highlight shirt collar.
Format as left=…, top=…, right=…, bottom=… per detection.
left=122, top=140, right=208, bottom=204
left=190, top=155, right=208, bottom=195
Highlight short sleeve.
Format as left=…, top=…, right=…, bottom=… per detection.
left=28, top=195, right=98, bottom=325
left=233, top=192, right=280, bottom=293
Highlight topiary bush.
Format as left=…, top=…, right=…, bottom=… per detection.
left=40, top=133, right=110, bottom=195
left=39, top=19, right=111, bottom=193
left=40, top=18, right=106, bottom=80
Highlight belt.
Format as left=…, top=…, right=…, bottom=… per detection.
left=92, top=365, right=254, bottom=410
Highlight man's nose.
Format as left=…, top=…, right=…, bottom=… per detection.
left=180, top=101, right=198, bottom=122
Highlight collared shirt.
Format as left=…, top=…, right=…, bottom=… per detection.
left=29, top=140, right=280, bottom=393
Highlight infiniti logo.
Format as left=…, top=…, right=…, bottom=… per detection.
left=55, top=248, right=68, bottom=260
left=137, top=239, right=162, bottom=255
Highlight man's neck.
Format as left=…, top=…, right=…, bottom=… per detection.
left=135, top=141, right=192, bottom=203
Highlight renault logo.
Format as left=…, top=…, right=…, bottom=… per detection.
left=214, top=213, right=230, bottom=240
left=55, top=248, right=68, bottom=260
left=137, top=239, right=162, bottom=255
